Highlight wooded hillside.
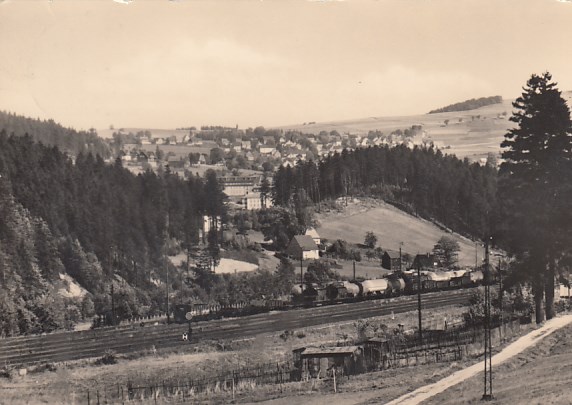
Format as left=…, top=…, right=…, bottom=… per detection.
left=428, top=96, right=503, bottom=114
left=272, top=146, right=498, bottom=239
left=0, top=111, right=109, bottom=157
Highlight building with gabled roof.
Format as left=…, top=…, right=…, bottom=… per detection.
left=382, top=251, right=401, bottom=271
left=304, top=227, right=321, bottom=245
left=286, top=235, right=319, bottom=260
left=412, top=253, right=440, bottom=270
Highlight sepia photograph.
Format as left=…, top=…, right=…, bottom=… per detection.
left=1, top=0, right=572, bottom=404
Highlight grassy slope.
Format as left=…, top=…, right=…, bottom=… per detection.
left=424, top=321, right=572, bottom=405
left=316, top=199, right=481, bottom=267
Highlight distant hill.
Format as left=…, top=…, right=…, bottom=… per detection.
left=428, top=96, right=503, bottom=114
left=275, top=91, right=572, bottom=163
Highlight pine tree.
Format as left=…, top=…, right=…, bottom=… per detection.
left=499, top=72, right=572, bottom=322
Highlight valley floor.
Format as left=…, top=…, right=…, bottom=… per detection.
left=243, top=313, right=572, bottom=405
left=3, top=307, right=570, bottom=405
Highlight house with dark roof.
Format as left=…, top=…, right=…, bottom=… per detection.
left=412, top=253, right=440, bottom=270
left=286, top=235, right=320, bottom=260
left=382, top=251, right=401, bottom=271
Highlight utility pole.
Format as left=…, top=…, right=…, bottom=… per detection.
left=165, top=208, right=171, bottom=324
left=498, top=256, right=503, bottom=319
left=482, top=238, right=493, bottom=400
left=110, top=283, right=115, bottom=326
left=108, top=245, right=115, bottom=326
left=353, top=260, right=356, bottom=281
left=399, top=243, right=403, bottom=273
left=166, top=253, right=170, bottom=324
left=417, top=261, right=422, bottom=344
left=300, top=257, right=304, bottom=290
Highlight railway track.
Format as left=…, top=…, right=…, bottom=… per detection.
left=0, top=289, right=477, bottom=367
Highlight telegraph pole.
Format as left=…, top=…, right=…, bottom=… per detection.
left=110, top=283, right=115, bottom=326
left=166, top=252, right=170, bottom=324
left=482, top=239, right=493, bottom=400
left=399, top=243, right=403, bottom=273
left=498, top=256, right=503, bottom=321
left=300, top=257, right=303, bottom=290
left=417, top=261, right=422, bottom=344
left=353, top=260, right=356, bottom=281
left=165, top=205, right=171, bottom=324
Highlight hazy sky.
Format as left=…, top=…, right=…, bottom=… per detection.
left=1, top=0, right=572, bottom=131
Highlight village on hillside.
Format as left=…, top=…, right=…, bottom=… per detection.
left=110, top=125, right=443, bottom=179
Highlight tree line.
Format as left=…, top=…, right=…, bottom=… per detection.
left=428, top=95, right=503, bottom=114
left=271, top=145, right=497, bottom=239
left=0, top=110, right=109, bottom=158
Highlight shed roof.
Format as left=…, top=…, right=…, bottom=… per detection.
left=300, top=346, right=361, bottom=358
left=292, top=235, right=319, bottom=251
left=384, top=250, right=401, bottom=259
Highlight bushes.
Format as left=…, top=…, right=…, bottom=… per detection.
left=327, top=239, right=362, bottom=261
left=95, top=350, right=117, bottom=365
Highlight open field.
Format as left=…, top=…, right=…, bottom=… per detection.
left=276, top=100, right=515, bottom=162
left=316, top=198, right=481, bottom=267
left=276, top=92, right=572, bottom=162
left=214, top=258, right=258, bottom=274
left=335, top=260, right=391, bottom=280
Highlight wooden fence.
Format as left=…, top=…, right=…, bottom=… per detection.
left=79, top=318, right=524, bottom=403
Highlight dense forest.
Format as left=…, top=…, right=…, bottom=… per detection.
left=0, top=111, right=109, bottom=157
left=272, top=146, right=498, bottom=239
left=428, top=96, right=503, bottom=114
left=0, top=129, right=232, bottom=336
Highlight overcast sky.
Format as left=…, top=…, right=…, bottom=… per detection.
left=1, top=0, right=571, bottom=131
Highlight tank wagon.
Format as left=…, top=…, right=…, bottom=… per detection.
left=321, top=269, right=485, bottom=305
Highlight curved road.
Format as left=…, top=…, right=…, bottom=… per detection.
left=0, top=290, right=475, bottom=367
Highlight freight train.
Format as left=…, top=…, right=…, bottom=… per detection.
left=173, top=269, right=486, bottom=324
left=292, top=269, right=485, bottom=304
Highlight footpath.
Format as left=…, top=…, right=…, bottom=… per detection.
left=386, top=313, right=572, bottom=405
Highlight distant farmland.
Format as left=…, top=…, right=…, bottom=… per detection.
left=316, top=200, right=482, bottom=268
left=275, top=91, right=572, bottom=163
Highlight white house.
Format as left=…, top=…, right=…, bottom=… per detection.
left=286, top=235, right=320, bottom=260
left=304, top=227, right=321, bottom=246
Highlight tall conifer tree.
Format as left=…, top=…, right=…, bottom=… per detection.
left=499, top=72, right=572, bottom=322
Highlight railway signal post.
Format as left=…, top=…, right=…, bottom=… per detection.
left=185, top=312, right=193, bottom=342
